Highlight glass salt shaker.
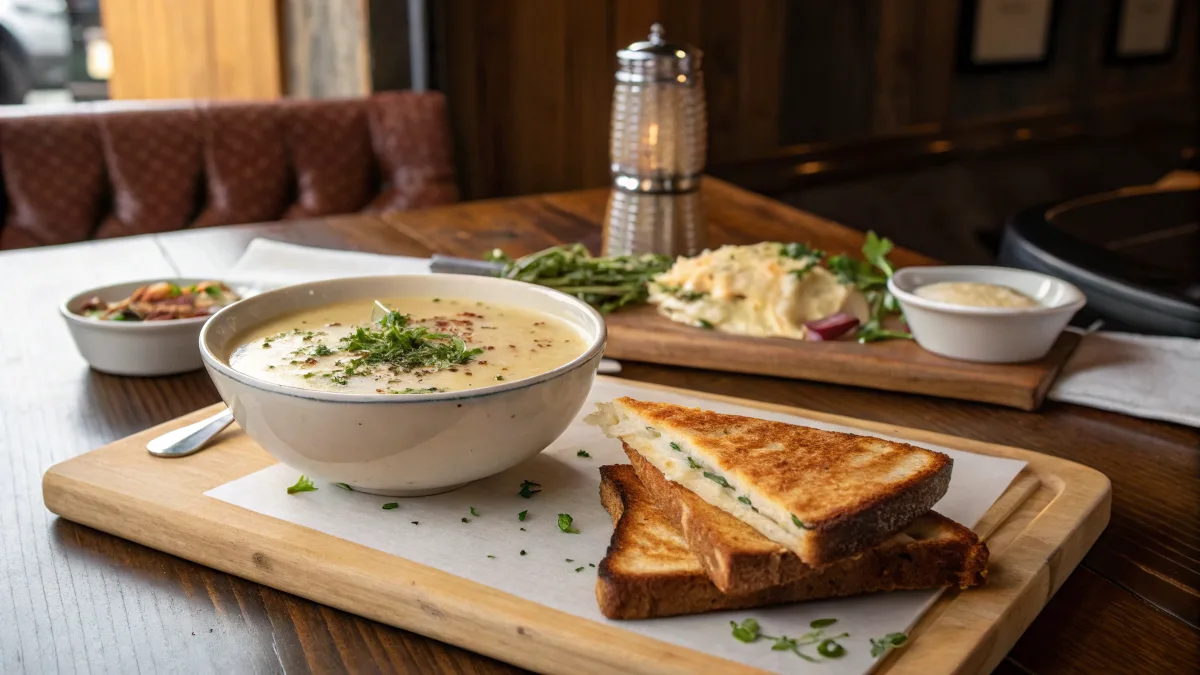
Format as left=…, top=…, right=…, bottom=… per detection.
left=603, top=23, right=707, bottom=257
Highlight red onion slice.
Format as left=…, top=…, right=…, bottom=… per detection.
left=804, top=313, right=860, bottom=341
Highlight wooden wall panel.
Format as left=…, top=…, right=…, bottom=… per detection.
left=102, top=0, right=282, bottom=100
left=283, top=0, right=370, bottom=98
left=435, top=0, right=1197, bottom=200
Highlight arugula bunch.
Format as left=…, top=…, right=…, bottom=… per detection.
left=485, top=244, right=672, bottom=314
left=823, top=232, right=912, bottom=343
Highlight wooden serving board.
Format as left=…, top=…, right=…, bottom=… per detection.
left=605, top=306, right=1080, bottom=411
left=42, top=379, right=1109, bottom=675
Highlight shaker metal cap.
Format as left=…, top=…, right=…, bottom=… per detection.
left=616, top=23, right=703, bottom=83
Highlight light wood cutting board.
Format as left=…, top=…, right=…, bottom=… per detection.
left=42, top=379, right=1109, bottom=675
left=605, top=306, right=1080, bottom=411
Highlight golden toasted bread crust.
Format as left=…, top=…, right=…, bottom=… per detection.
left=615, top=397, right=953, bottom=565
left=596, top=465, right=988, bottom=620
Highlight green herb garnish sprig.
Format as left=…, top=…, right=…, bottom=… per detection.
left=870, top=632, right=908, bottom=658
left=486, top=244, right=671, bottom=314
left=330, top=302, right=483, bottom=384
left=286, top=475, right=317, bottom=494
left=730, top=618, right=847, bottom=662
left=557, top=513, right=580, bottom=534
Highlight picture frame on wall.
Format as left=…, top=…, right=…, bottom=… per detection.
left=1104, top=0, right=1181, bottom=65
left=956, top=0, right=1060, bottom=71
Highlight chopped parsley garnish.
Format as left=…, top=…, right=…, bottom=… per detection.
left=574, top=566, right=585, bottom=573
left=576, top=449, right=590, bottom=458
left=494, top=375, right=505, bottom=381
left=518, top=480, right=542, bottom=498
left=737, top=495, right=752, bottom=506
left=870, top=632, right=908, bottom=658
left=302, top=372, right=316, bottom=379
left=397, top=387, right=444, bottom=394
left=203, top=285, right=223, bottom=298
left=286, top=475, right=317, bottom=494
left=588, top=563, right=595, bottom=568
left=487, top=555, right=496, bottom=559
left=329, top=301, right=483, bottom=384
left=469, top=506, right=480, bottom=517
left=779, top=242, right=826, bottom=261
left=520, top=550, right=526, bottom=556
left=411, top=521, right=419, bottom=525
left=565, top=558, right=574, bottom=563
left=309, top=343, right=333, bottom=357
left=792, top=514, right=813, bottom=530
left=669, top=442, right=681, bottom=452
left=461, top=517, right=470, bottom=523
left=703, top=472, right=732, bottom=489
left=687, top=456, right=703, bottom=470
left=519, top=527, right=526, bottom=531
left=557, top=513, right=579, bottom=534
left=382, top=503, right=399, bottom=510
left=518, top=510, right=528, bottom=521
left=333, top=482, right=352, bottom=491
left=697, top=319, right=714, bottom=329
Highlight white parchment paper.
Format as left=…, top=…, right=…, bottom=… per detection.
left=207, top=378, right=1026, bottom=674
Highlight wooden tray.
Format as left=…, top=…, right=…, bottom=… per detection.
left=42, top=379, right=1109, bottom=675
left=605, top=306, right=1080, bottom=411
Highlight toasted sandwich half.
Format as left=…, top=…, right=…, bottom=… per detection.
left=596, top=464, right=987, bottom=620
left=587, top=398, right=953, bottom=567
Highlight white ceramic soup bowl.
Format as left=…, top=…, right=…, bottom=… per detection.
left=60, top=278, right=233, bottom=376
left=199, top=275, right=606, bottom=496
left=889, top=266, right=1086, bottom=364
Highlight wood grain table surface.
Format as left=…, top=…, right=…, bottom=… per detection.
left=2, top=179, right=1196, bottom=675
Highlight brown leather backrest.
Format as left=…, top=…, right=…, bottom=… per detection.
left=0, top=92, right=457, bottom=250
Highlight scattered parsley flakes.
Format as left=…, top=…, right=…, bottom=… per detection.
left=411, top=521, right=419, bottom=525
left=494, top=375, right=505, bottom=381
left=518, top=510, right=528, bottom=521
left=574, top=566, right=585, bottom=573
left=461, top=517, right=470, bottom=523
left=286, top=475, right=317, bottom=494
left=588, top=563, right=595, bottom=568
left=519, top=527, right=526, bottom=531
left=520, top=550, right=527, bottom=556
left=470, top=506, right=480, bottom=517
left=557, top=513, right=580, bottom=534
left=518, top=480, right=542, bottom=498
left=565, top=558, right=574, bottom=563
left=487, top=555, right=496, bottom=559
left=576, top=449, right=590, bottom=458
left=382, top=503, right=399, bottom=510
left=869, top=633, right=907, bottom=658
left=333, top=482, right=352, bottom=491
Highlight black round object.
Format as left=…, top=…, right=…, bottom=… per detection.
left=999, top=188, right=1199, bottom=337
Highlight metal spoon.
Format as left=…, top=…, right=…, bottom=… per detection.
left=146, top=407, right=235, bottom=457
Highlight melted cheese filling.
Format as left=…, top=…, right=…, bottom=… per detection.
left=648, top=242, right=869, bottom=339
left=586, top=402, right=808, bottom=554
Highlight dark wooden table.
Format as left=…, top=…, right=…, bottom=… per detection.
left=2, top=180, right=1196, bottom=674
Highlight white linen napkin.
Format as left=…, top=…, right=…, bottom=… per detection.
left=225, top=238, right=431, bottom=287
left=1048, top=331, right=1199, bottom=427
left=225, top=239, right=1197, bottom=426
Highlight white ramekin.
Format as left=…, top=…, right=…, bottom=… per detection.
left=889, top=266, right=1086, bottom=363
left=60, top=278, right=228, bottom=376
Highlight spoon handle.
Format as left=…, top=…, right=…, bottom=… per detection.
left=146, top=408, right=235, bottom=458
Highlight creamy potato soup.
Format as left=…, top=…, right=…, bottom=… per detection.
left=228, top=298, right=586, bottom=394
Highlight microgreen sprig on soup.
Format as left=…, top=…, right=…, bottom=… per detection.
left=318, top=301, right=483, bottom=384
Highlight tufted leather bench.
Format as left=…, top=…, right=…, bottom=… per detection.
left=0, top=92, right=458, bottom=250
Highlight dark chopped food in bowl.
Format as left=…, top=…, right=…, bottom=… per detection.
left=80, top=281, right=239, bottom=321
